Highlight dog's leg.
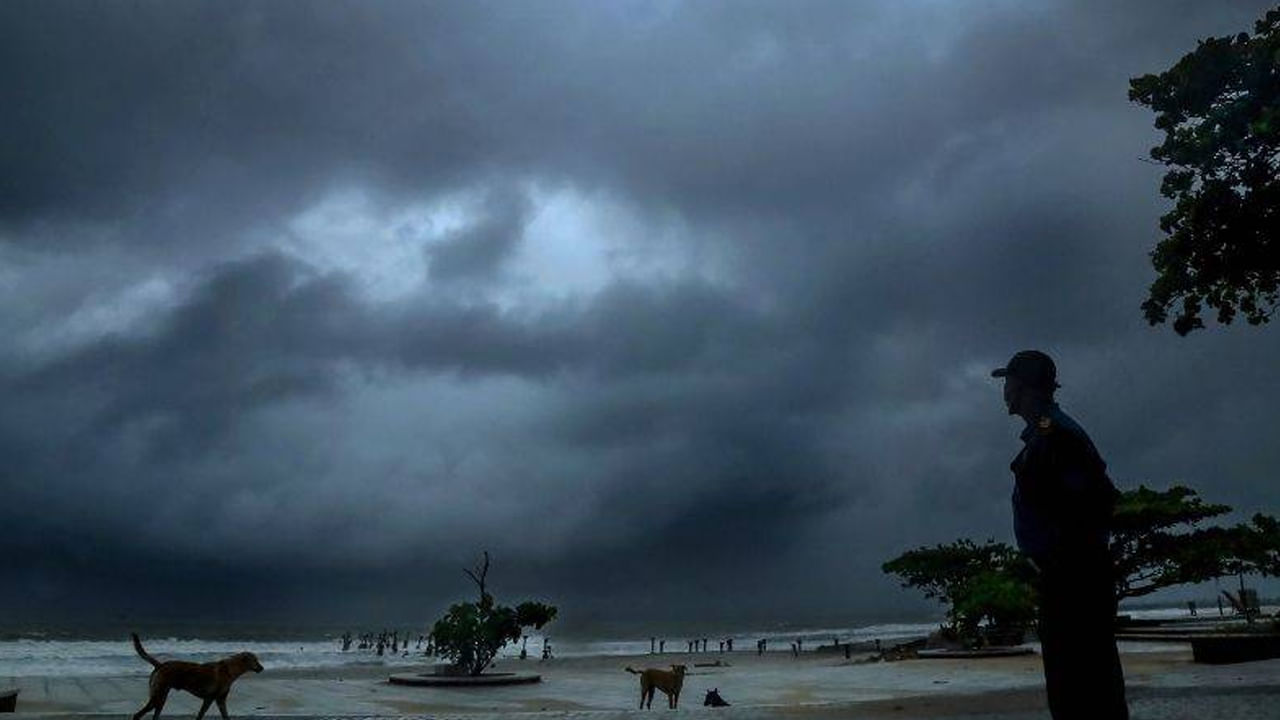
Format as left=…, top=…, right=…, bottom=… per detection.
left=195, top=698, right=213, bottom=720
left=132, top=699, right=155, bottom=720
left=215, top=695, right=230, bottom=720
left=149, top=688, right=169, bottom=720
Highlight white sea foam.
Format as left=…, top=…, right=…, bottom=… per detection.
left=0, top=606, right=1223, bottom=678
left=0, top=623, right=938, bottom=678
left=0, top=638, right=421, bottom=678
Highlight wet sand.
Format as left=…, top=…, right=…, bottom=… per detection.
left=6, top=644, right=1280, bottom=718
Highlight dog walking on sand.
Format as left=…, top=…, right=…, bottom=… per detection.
left=131, top=633, right=263, bottom=720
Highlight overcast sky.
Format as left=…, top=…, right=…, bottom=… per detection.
left=3, top=0, right=1278, bottom=633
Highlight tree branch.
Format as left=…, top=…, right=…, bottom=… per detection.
left=464, top=551, right=490, bottom=600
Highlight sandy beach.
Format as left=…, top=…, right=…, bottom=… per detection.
left=7, top=643, right=1280, bottom=719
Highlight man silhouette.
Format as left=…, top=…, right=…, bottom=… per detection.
left=993, top=350, right=1127, bottom=720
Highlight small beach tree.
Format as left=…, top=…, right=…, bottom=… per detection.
left=430, top=552, right=557, bottom=676
left=882, top=539, right=1037, bottom=646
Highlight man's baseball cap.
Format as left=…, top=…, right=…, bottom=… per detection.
left=991, top=350, right=1061, bottom=390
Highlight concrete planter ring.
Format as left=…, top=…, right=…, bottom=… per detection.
left=389, top=665, right=542, bottom=686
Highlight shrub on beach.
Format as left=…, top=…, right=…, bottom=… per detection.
left=430, top=552, right=557, bottom=676
left=882, top=539, right=1036, bottom=647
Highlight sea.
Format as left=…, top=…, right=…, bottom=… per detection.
left=0, top=605, right=1212, bottom=678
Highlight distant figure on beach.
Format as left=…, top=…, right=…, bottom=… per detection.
left=1188, top=600, right=1197, bottom=616
left=659, top=640, right=665, bottom=653
left=726, top=638, right=732, bottom=652
left=542, top=639, right=552, bottom=660
left=993, top=350, right=1128, bottom=720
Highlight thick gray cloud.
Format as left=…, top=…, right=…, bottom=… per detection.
left=2, top=0, right=1278, bottom=631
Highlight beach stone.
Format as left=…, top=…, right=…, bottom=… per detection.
left=925, top=629, right=964, bottom=650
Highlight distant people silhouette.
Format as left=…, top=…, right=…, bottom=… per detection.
left=993, top=350, right=1128, bottom=720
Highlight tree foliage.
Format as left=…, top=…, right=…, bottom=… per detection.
left=882, top=539, right=1037, bottom=643
left=1110, top=485, right=1279, bottom=599
left=884, top=487, right=1280, bottom=640
left=950, top=568, right=1038, bottom=641
left=430, top=552, right=557, bottom=676
left=1129, top=8, right=1280, bottom=334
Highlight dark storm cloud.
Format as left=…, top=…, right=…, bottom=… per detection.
left=426, top=185, right=531, bottom=281
left=3, top=0, right=1279, bottom=625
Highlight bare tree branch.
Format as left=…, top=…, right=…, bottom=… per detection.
left=463, top=550, right=490, bottom=600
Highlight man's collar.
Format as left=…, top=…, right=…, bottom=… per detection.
left=1020, top=402, right=1061, bottom=442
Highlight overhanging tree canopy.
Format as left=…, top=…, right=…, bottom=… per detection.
left=1129, top=8, right=1280, bottom=335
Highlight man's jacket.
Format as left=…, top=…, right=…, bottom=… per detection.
left=1010, top=403, right=1119, bottom=566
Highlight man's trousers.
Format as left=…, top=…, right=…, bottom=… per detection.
left=1037, top=559, right=1129, bottom=720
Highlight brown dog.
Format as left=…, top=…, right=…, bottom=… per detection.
left=131, top=633, right=263, bottom=720
left=625, top=664, right=686, bottom=709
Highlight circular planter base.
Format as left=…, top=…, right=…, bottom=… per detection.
left=917, top=647, right=1035, bottom=659
left=388, top=671, right=542, bottom=687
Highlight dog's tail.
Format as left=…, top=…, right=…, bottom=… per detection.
left=624, top=666, right=640, bottom=674
left=132, top=633, right=161, bottom=668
